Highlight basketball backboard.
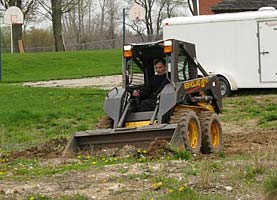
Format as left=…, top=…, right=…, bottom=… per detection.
left=129, top=4, right=145, bottom=22
left=4, top=6, right=24, bottom=25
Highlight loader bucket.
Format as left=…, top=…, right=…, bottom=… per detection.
left=63, top=124, right=180, bottom=156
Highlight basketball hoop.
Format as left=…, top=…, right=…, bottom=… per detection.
left=134, top=16, right=142, bottom=23
left=11, top=15, right=17, bottom=24
left=4, top=6, right=24, bottom=25
left=129, top=4, right=145, bottom=22
left=3, top=6, right=24, bottom=54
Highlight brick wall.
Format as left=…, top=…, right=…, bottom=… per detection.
left=199, top=0, right=224, bottom=15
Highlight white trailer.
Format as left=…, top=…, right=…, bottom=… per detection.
left=163, top=7, right=277, bottom=96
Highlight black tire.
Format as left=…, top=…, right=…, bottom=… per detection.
left=199, top=111, right=223, bottom=154
left=218, top=76, right=231, bottom=97
left=178, top=111, right=202, bottom=154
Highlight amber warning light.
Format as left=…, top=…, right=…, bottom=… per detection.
left=123, top=45, right=132, bottom=58
left=164, top=40, right=173, bottom=53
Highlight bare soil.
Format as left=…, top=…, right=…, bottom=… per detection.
left=1, top=117, right=276, bottom=200
left=23, top=75, right=122, bottom=90
left=0, top=77, right=275, bottom=200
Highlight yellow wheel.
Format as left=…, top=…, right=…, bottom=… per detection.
left=188, top=118, right=199, bottom=149
left=211, top=120, right=221, bottom=148
left=199, top=111, right=223, bottom=153
left=179, top=111, right=201, bottom=153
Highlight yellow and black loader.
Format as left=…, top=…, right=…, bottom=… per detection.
left=64, top=39, right=223, bottom=155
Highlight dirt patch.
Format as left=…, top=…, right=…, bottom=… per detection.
left=146, top=139, right=175, bottom=158
left=222, top=122, right=277, bottom=155
left=9, top=137, right=68, bottom=160
left=1, top=125, right=276, bottom=199
left=3, top=82, right=276, bottom=199
left=23, top=75, right=122, bottom=89
left=5, top=124, right=276, bottom=161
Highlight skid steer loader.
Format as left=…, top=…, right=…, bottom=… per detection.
left=64, top=39, right=223, bottom=156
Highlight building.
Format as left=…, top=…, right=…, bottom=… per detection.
left=199, top=0, right=277, bottom=15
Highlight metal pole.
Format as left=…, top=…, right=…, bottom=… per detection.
left=10, top=24, right=13, bottom=54
left=123, top=8, right=126, bottom=46
left=0, top=24, right=2, bottom=80
left=122, top=8, right=126, bottom=88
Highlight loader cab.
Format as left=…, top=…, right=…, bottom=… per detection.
left=123, top=40, right=202, bottom=90
left=123, top=42, right=168, bottom=89
left=106, top=39, right=211, bottom=128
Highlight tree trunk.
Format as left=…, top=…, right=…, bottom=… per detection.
left=108, top=0, right=115, bottom=48
left=51, top=0, right=65, bottom=51
left=12, top=24, right=22, bottom=52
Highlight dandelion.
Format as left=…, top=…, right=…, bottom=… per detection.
left=0, top=171, right=4, bottom=175
left=151, top=181, right=163, bottom=190
left=178, top=184, right=187, bottom=192
left=29, top=196, right=35, bottom=200
left=168, top=189, right=174, bottom=193
left=143, top=150, right=147, bottom=154
left=92, top=161, right=97, bottom=165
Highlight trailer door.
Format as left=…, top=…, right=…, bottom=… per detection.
left=258, top=20, right=277, bottom=82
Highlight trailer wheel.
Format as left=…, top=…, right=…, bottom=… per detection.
left=199, top=111, right=223, bottom=153
left=179, top=111, right=202, bottom=154
left=218, top=76, right=231, bottom=97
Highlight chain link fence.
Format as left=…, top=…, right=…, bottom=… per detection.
left=19, top=34, right=162, bottom=53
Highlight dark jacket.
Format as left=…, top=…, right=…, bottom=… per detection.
left=140, top=73, right=170, bottom=99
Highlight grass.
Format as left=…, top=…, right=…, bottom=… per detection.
left=2, top=49, right=122, bottom=83
left=0, top=156, right=120, bottom=181
left=221, top=94, right=277, bottom=128
left=0, top=50, right=276, bottom=199
left=25, top=194, right=88, bottom=200
left=264, top=172, right=277, bottom=200
left=0, top=84, right=106, bottom=151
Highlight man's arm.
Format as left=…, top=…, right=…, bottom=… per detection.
left=132, top=82, right=151, bottom=99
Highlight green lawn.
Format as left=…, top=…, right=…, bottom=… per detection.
left=0, top=50, right=276, bottom=200
left=2, top=49, right=122, bottom=82
left=0, top=84, right=106, bottom=151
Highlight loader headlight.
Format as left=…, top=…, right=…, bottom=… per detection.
left=164, top=40, right=173, bottom=53
left=123, top=45, right=133, bottom=58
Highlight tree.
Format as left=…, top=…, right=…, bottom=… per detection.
left=0, top=0, right=38, bottom=52
left=106, top=0, right=120, bottom=47
left=63, top=0, right=93, bottom=44
left=23, top=27, right=54, bottom=48
left=38, top=0, right=79, bottom=51
left=128, top=0, right=187, bottom=41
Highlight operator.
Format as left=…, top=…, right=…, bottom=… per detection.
left=132, top=58, right=170, bottom=111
